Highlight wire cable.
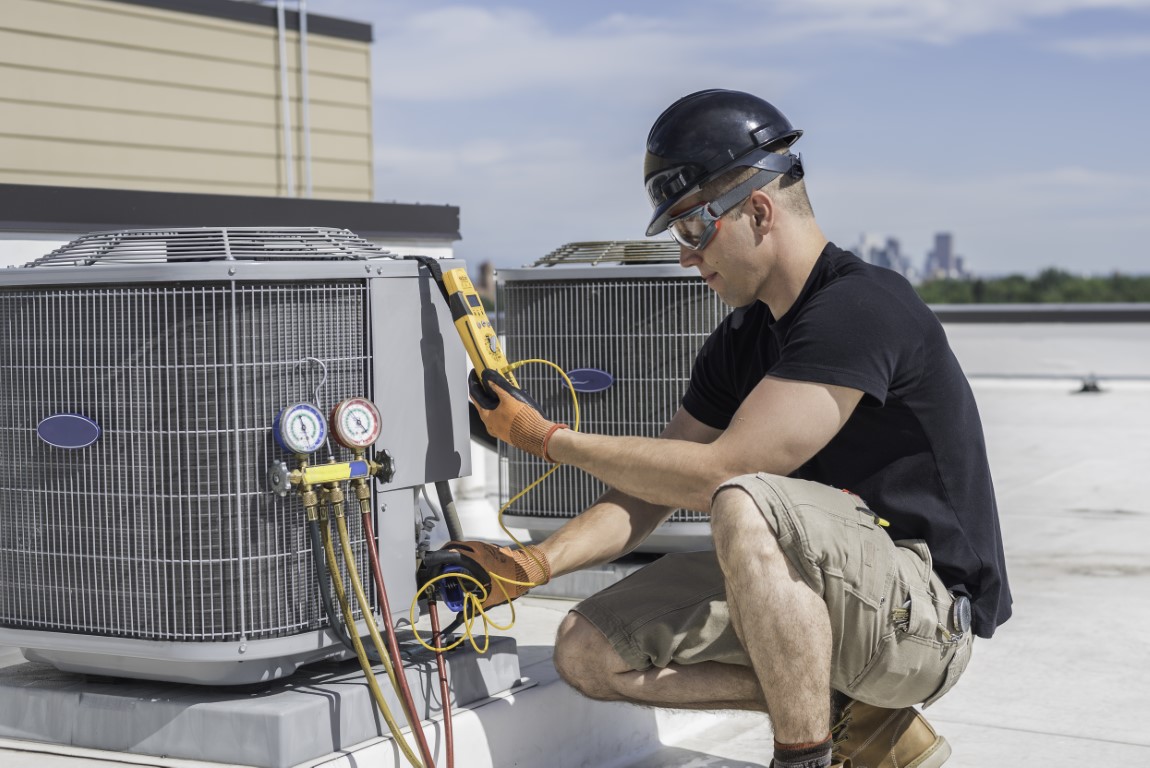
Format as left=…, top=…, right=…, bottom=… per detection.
left=410, top=358, right=579, bottom=653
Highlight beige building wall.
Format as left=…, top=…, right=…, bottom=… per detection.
left=0, top=0, right=373, bottom=199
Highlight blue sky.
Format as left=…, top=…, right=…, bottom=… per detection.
left=306, top=0, right=1150, bottom=276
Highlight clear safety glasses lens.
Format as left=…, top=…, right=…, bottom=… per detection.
left=667, top=204, right=720, bottom=251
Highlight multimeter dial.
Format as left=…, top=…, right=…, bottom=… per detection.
left=273, top=402, right=328, bottom=454
left=330, top=398, right=382, bottom=449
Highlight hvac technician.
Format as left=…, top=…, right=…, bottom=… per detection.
left=454, top=89, right=1012, bottom=768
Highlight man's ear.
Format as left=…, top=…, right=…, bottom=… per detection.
left=749, top=190, right=772, bottom=231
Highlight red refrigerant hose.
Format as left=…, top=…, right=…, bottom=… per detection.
left=427, top=597, right=455, bottom=768
left=361, top=509, right=453, bottom=768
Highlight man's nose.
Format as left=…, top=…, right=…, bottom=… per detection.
left=679, top=245, right=699, bottom=268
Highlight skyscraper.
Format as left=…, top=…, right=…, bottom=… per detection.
left=924, top=232, right=960, bottom=279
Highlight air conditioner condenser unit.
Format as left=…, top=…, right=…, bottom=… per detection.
left=0, top=227, right=470, bottom=685
left=496, top=241, right=730, bottom=552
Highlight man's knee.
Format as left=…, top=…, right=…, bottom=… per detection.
left=554, top=611, right=625, bottom=700
left=710, top=480, right=780, bottom=548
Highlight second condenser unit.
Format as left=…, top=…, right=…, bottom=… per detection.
left=496, top=241, right=730, bottom=552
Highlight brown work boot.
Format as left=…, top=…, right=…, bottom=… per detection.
left=832, top=700, right=950, bottom=767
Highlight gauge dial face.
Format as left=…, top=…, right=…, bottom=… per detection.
left=330, top=398, right=382, bottom=449
left=274, top=402, right=328, bottom=454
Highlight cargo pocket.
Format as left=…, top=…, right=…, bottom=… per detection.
left=845, top=631, right=947, bottom=708
left=843, top=540, right=955, bottom=708
left=923, top=635, right=973, bottom=708
left=838, top=502, right=890, bottom=611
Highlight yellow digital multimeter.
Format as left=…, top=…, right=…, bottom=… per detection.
left=441, top=267, right=519, bottom=387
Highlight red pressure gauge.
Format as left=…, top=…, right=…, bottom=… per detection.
left=329, top=398, right=382, bottom=450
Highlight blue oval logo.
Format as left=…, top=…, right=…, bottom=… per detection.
left=37, top=414, right=101, bottom=449
left=568, top=368, right=614, bottom=393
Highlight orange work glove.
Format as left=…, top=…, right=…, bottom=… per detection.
left=468, top=369, right=568, bottom=461
left=440, top=540, right=552, bottom=609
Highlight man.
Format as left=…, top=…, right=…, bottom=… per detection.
left=453, top=89, right=1011, bottom=768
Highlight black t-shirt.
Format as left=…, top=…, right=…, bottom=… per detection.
left=683, top=243, right=1011, bottom=638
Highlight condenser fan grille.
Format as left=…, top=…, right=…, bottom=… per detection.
left=0, top=282, right=377, bottom=642
left=28, top=227, right=391, bottom=267
left=498, top=274, right=729, bottom=524
left=532, top=240, right=681, bottom=267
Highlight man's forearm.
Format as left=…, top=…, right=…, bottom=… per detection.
left=539, top=489, right=673, bottom=578
left=547, top=429, right=730, bottom=512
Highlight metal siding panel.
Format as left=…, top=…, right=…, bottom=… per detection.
left=0, top=64, right=372, bottom=135
left=9, top=0, right=371, bottom=65
left=0, top=26, right=369, bottom=105
left=0, top=101, right=370, bottom=163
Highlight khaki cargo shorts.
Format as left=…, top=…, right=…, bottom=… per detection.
left=573, top=472, right=973, bottom=708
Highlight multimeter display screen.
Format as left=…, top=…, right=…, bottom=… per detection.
left=467, top=293, right=482, bottom=308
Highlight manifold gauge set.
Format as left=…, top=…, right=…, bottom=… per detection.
left=268, top=398, right=394, bottom=495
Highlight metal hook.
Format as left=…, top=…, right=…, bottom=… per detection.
left=296, top=357, right=336, bottom=461
left=295, top=357, right=329, bottom=408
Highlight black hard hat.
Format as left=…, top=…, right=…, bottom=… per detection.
left=644, top=89, right=803, bottom=236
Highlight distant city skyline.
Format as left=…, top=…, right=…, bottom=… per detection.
left=855, top=232, right=971, bottom=283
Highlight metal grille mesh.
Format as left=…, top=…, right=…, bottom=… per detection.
left=498, top=275, right=729, bottom=523
left=29, top=227, right=391, bottom=267
left=0, top=282, right=377, bottom=642
left=532, top=240, right=681, bottom=266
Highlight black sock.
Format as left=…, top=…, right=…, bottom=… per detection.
left=771, top=734, right=833, bottom=768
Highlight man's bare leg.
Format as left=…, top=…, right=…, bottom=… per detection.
left=710, top=486, right=832, bottom=744
left=554, top=610, right=767, bottom=711
left=554, top=487, right=831, bottom=744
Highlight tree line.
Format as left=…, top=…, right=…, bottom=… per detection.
left=915, top=268, right=1150, bottom=304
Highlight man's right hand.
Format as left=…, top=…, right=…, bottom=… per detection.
left=437, top=540, right=552, bottom=610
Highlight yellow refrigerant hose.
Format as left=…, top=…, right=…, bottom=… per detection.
left=319, top=507, right=425, bottom=768
left=331, top=495, right=403, bottom=694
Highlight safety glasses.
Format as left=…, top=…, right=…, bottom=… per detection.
left=664, top=169, right=779, bottom=251
left=666, top=202, right=724, bottom=251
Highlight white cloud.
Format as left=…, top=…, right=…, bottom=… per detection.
left=375, top=131, right=652, bottom=268
left=371, top=6, right=738, bottom=102
left=745, top=0, right=1150, bottom=45
left=1050, top=34, right=1150, bottom=57
left=347, top=1, right=1150, bottom=105
left=359, top=1, right=856, bottom=109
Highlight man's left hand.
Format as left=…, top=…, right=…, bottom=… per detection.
left=468, top=369, right=568, bottom=461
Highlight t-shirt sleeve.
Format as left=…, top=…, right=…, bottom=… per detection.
left=768, top=282, right=916, bottom=405
left=681, top=321, right=744, bottom=430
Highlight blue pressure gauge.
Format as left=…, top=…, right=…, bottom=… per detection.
left=273, top=403, right=328, bottom=454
